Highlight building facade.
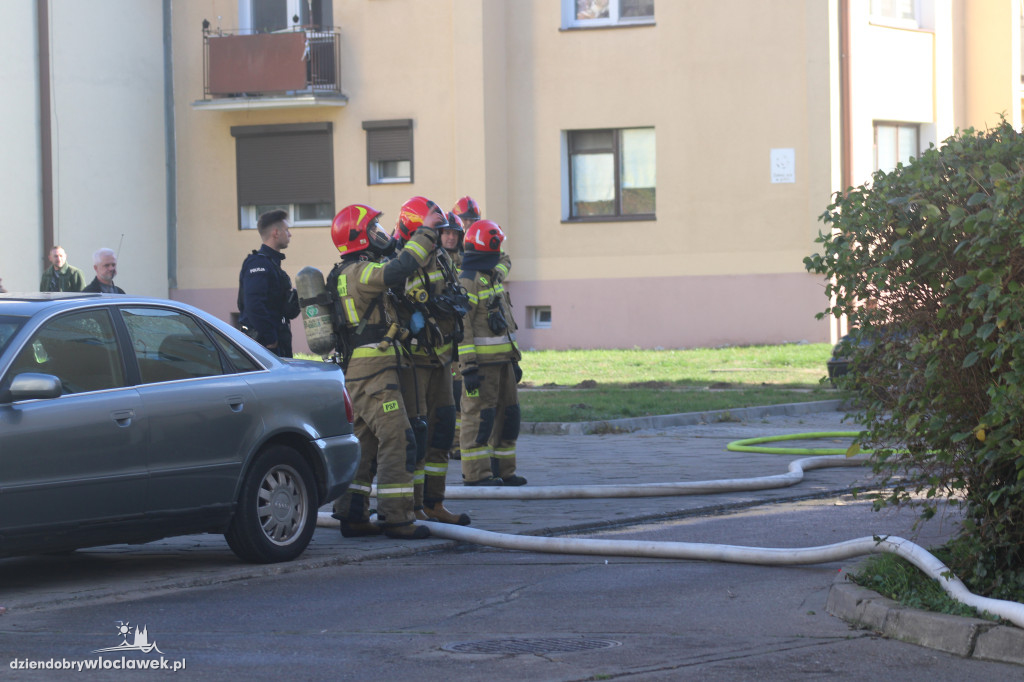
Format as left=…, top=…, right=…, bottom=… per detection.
left=7, top=0, right=1022, bottom=351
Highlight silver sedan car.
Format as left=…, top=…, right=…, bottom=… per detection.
left=0, top=293, right=359, bottom=563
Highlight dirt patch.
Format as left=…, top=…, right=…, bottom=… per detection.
left=575, top=379, right=598, bottom=389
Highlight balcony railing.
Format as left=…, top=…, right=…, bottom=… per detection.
left=201, top=27, right=342, bottom=101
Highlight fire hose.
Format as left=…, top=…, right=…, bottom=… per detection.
left=314, top=432, right=1024, bottom=628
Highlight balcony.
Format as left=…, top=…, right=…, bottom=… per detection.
left=193, top=27, right=347, bottom=111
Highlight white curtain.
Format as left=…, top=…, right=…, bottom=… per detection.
left=621, top=128, right=655, bottom=189
left=572, top=154, right=614, bottom=202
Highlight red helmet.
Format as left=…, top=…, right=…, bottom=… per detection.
left=331, top=204, right=382, bottom=254
left=396, top=196, right=446, bottom=241
left=444, top=212, right=465, bottom=233
left=464, top=219, right=505, bottom=253
left=451, top=196, right=481, bottom=222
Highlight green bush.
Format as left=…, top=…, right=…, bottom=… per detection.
left=804, top=120, right=1024, bottom=601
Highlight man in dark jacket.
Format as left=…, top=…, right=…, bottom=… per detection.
left=238, top=209, right=299, bottom=357
left=82, top=248, right=125, bottom=294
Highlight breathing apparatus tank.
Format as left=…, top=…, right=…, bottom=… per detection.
left=295, top=266, right=337, bottom=356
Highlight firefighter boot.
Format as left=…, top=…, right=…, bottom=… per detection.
left=424, top=502, right=471, bottom=526
left=382, top=522, right=432, bottom=540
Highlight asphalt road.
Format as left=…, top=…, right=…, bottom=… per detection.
left=1, top=496, right=1019, bottom=681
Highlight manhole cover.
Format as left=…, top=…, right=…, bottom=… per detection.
left=443, top=637, right=621, bottom=655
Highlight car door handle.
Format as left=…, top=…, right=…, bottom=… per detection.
left=112, top=409, right=135, bottom=427
left=226, top=395, right=245, bottom=412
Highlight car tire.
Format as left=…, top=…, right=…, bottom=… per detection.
left=225, top=444, right=318, bottom=564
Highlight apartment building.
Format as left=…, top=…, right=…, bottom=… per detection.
left=6, top=0, right=1021, bottom=350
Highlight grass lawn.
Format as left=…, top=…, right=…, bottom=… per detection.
left=518, top=344, right=837, bottom=422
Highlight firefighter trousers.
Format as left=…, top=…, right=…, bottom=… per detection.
left=332, top=365, right=418, bottom=527
left=460, top=360, right=521, bottom=483
left=402, top=362, right=456, bottom=508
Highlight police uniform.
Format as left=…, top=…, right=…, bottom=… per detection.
left=329, top=227, right=438, bottom=536
left=458, top=258, right=523, bottom=485
left=238, top=244, right=298, bottom=357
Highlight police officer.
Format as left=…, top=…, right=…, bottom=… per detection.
left=328, top=203, right=443, bottom=540
left=458, top=219, right=526, bottom=486
left=394, top=197, right=471, bottom=526
left=238, top=209, right=299, bottom=357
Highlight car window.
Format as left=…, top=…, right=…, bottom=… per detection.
left=121, top=307, right=224, bottom=383
left=208, top=327, right=263, bottom=373
left=0, top=315, right=26, bottom=355
left=6, top=309, right=126, bottom=394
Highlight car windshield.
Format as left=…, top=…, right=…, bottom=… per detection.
left=0, top=316, right=25, bottom=355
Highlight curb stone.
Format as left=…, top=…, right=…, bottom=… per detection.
left=828, top=561, right=1024, bottom=665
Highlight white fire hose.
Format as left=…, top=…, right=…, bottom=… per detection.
left=314, top=433, right=1024, bottom=628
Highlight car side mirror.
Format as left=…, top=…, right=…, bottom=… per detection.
left=0, top=373, right=64, bottom=403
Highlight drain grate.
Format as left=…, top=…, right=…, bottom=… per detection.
left=443, top=637, right=621, bottom=655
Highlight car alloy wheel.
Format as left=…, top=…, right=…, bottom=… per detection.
left=258, top=463, right=308, bottom=545
left=225, top=444, right=319, bottom=563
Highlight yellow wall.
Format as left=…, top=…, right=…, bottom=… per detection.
left=168, top=0, right=1024, bottom=350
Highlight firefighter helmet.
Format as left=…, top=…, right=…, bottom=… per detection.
left=464, top=219, right=505, bottom=253
left=331, top=204, right=383, bottom=255
left=445, top=212, right=465, bottom=233
left=396, top=196, right=447, bottom=242
left=451, top=196, right=481, bottom=222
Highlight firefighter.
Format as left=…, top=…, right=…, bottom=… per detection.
left=393, top=197, right=471, bottom=525
left=441, top=212, right=465, bottom=268
left=458, top=219, right=526, bottom=486
left=327, top=203, right=443, bottom=540
left=451, top=196, right=510, bottom=284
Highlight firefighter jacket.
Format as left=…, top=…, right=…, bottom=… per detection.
left=402, top=247, right=466, bottom=368
left=457, top=268, right=520, bottom=375
left=326, top=227, right=437, bottom=380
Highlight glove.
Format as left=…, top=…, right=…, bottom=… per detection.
left=512, top=361, right=523, bottom=383
left=463, top=368, right=481, bottom=393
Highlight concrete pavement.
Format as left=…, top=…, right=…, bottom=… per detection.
left=1, top=399, right=1021, bottom=665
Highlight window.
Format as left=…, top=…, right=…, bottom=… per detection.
left=122, top=308, right=226, bottom=383
left=869, top=0, right=919, bottom=29
left=0, top=316, right=24, bottom=355
left=239, top=0, right=333, bottom=32
left=231, top=122, right=334, bottom=230
left=363, top=120, right=413, bottom=185
left=209, top=328, right=262, bottom=372
left=562, top=0, right=654, bottom=28
left=8, top=310, right=125, bottom=394
left=566, top=127, right=655, bottom=220
left=874, top=122, right=918, bottom=173
left=528, top=306, right=552, bottom=329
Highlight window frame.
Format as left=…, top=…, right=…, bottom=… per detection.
left=561, top=0, right=655, bottom=29
left=873, top=121, right=919, bottom=173
left=564, top=126, right=656, bottom=222
left=363, top=119, right=414, bottom=185
left=528, top=306, right=552, bottom=329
